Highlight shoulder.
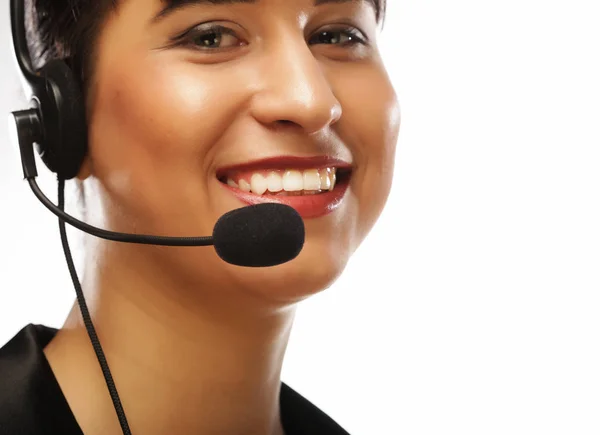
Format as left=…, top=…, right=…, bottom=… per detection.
left=0, top=325, right=41, bottom=417
left=0, top=324, right=82, bottom=435
left=280, top=382, right=351, bottom=435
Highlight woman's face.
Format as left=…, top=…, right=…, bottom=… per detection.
left=84, top=0, right=400, bottom=303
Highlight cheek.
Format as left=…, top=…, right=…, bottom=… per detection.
left=91, top=61, right=226, bottom=163
left=338, top=66, right=401, bottom=236
left=86, top=59, right=245, bottom=229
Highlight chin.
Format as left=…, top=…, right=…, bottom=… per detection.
left=230, top=243, right=351, bottom=304
left=204, top=219, right=352, bottom=305
left=148, top=222, right=353, bottom=309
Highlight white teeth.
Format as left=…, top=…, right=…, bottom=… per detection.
left=319, top=168, right=332, bottom=191
left=282, top=170, right=304, bottom=192
left=239, top=179, right=251, bottom=192
left=250, top=173, right=268, bottom=195
left=226, top=167, right=339, bottom=195
left=266, top=172, right=283, bottom=192
left=303, top=169, right=321, bottom=191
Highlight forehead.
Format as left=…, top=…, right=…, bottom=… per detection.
left=158, top=0, right=376, bottom=7
left=154, top=0, right=378, bottom=19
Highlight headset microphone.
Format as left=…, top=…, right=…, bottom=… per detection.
left=8, top=0, right=305, bottom=433
left=9, top=111, right=305, bottom=267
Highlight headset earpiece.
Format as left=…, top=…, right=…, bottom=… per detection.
left=10, top=0, right=88, bottom=180
left=35, top=59, right=88, bottom=180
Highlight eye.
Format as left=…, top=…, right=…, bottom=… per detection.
left=174, top=23, right=368, bottom=52
left=309, top=26, right=368, bottom=47
left=178, top=24, right=246, bottom=51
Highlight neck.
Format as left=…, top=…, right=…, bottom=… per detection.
left=44, top=242, right=295, bottom=435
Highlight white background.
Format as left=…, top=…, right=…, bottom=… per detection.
left=1, top=1, right=600, bottom=434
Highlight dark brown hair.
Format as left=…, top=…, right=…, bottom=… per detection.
left=25, top=0, right=387, bottom=93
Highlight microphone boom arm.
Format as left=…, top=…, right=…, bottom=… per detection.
left=28, top=178, right=214, bottom=246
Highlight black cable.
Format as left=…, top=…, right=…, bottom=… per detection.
left=57, top=177, right=132, bottom=435
left=29, top=177, right=213, bottom=246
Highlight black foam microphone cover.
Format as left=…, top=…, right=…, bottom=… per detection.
left=213, top=203, right=305, bottom=267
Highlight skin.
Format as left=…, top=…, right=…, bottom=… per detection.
left=43, top=0, right=400, bottom=434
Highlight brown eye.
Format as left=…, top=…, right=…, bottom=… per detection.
left=182, top=25, right=245, bottom=51
left=309, top=27, right=368, bottom=47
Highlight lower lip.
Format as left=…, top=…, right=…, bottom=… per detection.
left=219, top=177, right=350, bottom=219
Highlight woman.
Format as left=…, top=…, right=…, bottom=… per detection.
left=0, top=0, right=399, bottom=433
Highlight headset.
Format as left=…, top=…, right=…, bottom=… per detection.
left=9, top=0, right=87, bottom=180
left=8, top=1, right=131, bottom=430
left=7, top=1, right=304, bottom=433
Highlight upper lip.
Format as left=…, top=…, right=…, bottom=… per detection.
left=216, top=156, right=353, bottom=178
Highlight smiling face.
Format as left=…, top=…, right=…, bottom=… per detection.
left=82, top=0, right=400, bottom=303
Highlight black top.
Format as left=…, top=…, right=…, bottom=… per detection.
left=0, top=324, right=350, bottom=435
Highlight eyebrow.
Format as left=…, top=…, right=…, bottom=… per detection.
left=152, top=0, right=376, bottom=23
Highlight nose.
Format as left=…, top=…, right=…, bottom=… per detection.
left=249, top=37, right=343, bottom=135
